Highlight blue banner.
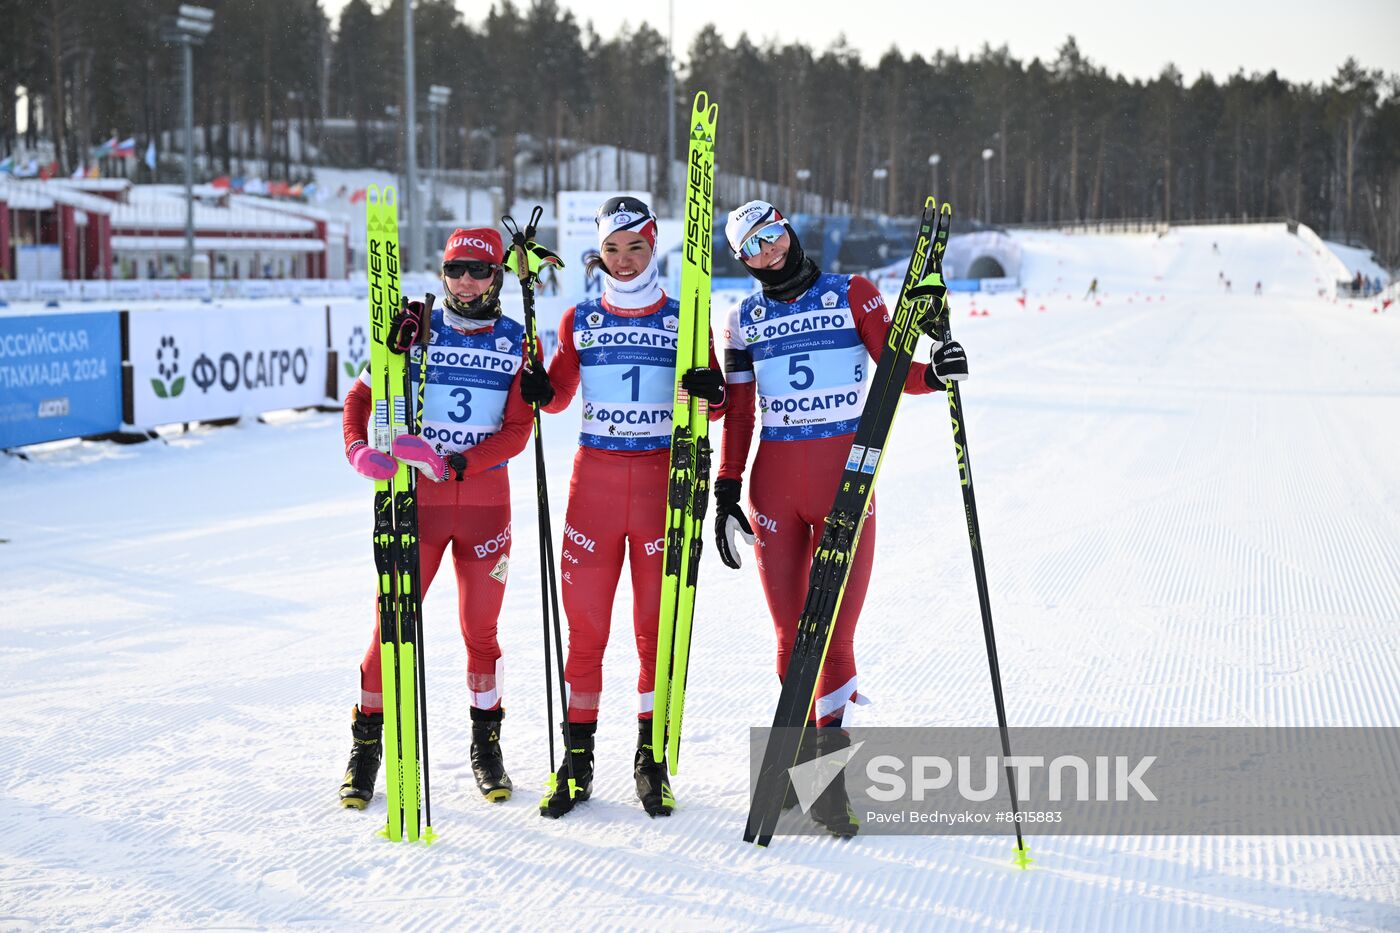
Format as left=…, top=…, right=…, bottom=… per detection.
left=0, top=312, right=123, bottom=448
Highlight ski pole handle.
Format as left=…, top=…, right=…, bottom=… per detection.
left=420, top=294, right=435, bottom=346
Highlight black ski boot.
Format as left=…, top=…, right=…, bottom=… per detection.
left=539, top=721, right=595, bottom=819
left=470, top=706, right=513, bottom=802
left=339, top=706, right=383, bottom=810
left=807, top=727, right=860, bottom=838
left=634, top=717, right=675, bottom=817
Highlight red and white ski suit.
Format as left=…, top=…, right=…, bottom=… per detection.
left=343, top=315, right=532, bottom=714
left=720, top=274, right=934, bottom=725
left=540, top=293, right=724, bottom=722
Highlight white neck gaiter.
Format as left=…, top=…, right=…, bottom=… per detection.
left=602, top=254, right=665, bottom=310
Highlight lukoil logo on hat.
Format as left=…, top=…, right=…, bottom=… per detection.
left=725, top=199, right=785, bottom=257
left=442, top=227, right=503, bottom=265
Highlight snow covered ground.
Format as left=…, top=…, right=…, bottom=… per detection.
left=3, top=226, right=1399, bottom=931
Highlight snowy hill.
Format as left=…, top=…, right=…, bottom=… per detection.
left=1010, top=222, right=1369, bottom=298
left=3, top=223, right=1399, bottom=930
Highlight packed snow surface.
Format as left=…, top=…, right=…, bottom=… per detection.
left=3, top=225, right=1398, bottom=931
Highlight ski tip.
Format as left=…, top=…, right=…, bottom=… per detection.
left=1012, top=844, right=1033, bottom=870
left=693, top=90, right=709, bottom=111
left=367, top=184, right=380, bottom=205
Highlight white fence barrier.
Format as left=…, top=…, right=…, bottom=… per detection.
left=0, top=278, right=366, bottom=305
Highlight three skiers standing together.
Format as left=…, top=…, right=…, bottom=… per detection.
left=338, top=195, right=968, bottom=835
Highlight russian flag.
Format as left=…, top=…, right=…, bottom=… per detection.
left=113, top=137, right=137, bottom=158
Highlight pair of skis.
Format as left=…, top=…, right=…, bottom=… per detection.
left=365, top=185, right=434, bottom=844
left=653, top=92, right=720, bottom=772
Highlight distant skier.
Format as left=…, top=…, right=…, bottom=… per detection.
left=713, top=200, right=967, bottom=837
left=1255, top=281, right=1263, bottom=296
left=519, top=196, right=727, bottom=819
left=338, top=227, right=534, bottom=809
left=1084, top=277, right=1099, bottom=300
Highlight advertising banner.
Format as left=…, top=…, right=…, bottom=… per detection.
left=0, top=311, right=122, bottom=448
left=110, top=281, right=145, bottom=301
left=31, top=280, right=73, bottom=302
left=980, top=277, right=1021, bottom=294
left=79, top=280, right=112, bottom=301
left=126, top=305, right=326, bottom=427
left=327, top=302, right=370, bottom=403
left=176, top=280, right=211, bottom=300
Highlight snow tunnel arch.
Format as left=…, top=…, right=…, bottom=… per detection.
left=967, top=255, right=1007, bottom=279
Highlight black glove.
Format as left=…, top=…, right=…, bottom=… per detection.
left=713, top=478, right=756, bottom=570
left=681, top=366, right=726, bottom=405
left=925, top=339, right=968, bottom=387
left=519, top=362, right=555, bottom=406
left=388, top=299, right=425, bottom=354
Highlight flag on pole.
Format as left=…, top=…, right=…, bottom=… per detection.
left=144, top=140, right=157, bottom=170
left=114, top=137, right=137, bottom=158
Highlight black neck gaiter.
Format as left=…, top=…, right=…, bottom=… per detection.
left=746, top=228, right=821, bottom=302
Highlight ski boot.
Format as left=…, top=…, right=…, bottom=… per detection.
left=807, top=727, right=860, bottom=838
left=470, top=706, right=513, bottom=802
left=634, top=717, right=675, bottom=817
left=338, top=706, right=383, bottom=810
left=539, top=721, right=595, bottom=819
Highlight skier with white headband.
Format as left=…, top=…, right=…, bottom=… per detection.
left=519, top=196, right=727, bottom=819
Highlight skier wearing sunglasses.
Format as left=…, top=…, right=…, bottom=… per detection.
left=518, top=196, right=727, bottom=819
left=337, top=227, right=535, bottom=809
left=713, top=200, right=967, bottom=836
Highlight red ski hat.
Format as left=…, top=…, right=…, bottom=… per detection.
left=442, top=227, right=504, bottom=265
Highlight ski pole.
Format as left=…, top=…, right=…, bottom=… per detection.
left=502, top=208, right=574, bottom=793
left=928, top=297, right=1029, bottom=869
left=412, top=292, right=436, bottom=842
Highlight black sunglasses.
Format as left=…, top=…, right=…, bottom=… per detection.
left=443, top=260, right=497, bottom=280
